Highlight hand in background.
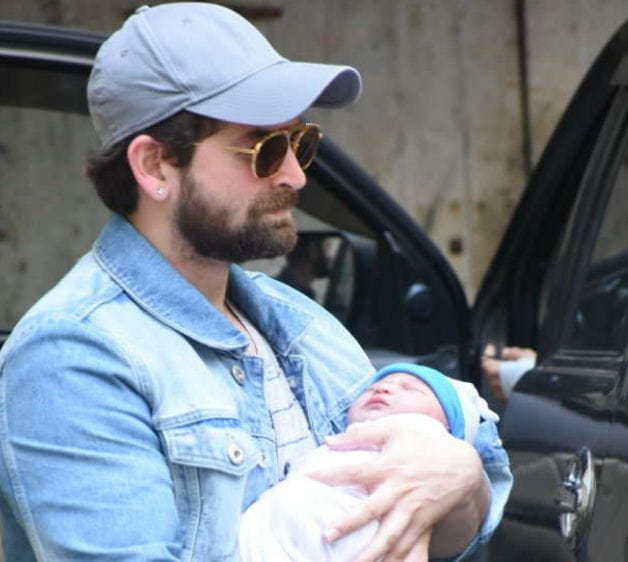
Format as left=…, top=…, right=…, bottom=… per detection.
left=481, top=344, right=537, bottom=401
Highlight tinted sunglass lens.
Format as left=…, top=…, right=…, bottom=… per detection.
left=256, top=134, right=289, bottom=177
left=295, top=126, right=321, bottom=170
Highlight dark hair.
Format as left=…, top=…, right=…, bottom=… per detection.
left=86, top=111, right=219, bottom=216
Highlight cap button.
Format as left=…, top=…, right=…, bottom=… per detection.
left=231, top=365, right=246, bottom=385
left=228, top=442, right=245, bottom=465
left=135, top=5, right=150, bottom=13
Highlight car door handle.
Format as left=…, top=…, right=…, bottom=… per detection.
left=554, top=446, right=597, bottom=550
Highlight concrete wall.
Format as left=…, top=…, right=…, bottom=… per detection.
left=1, top=0, right=627, bottom=300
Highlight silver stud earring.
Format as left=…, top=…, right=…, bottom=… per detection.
left=156, top=186, right=166, bottom=196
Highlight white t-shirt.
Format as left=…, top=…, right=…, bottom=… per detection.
left=230, top=302, right=317, bottom=483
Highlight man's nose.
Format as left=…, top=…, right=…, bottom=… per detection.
left=272, top=147, right=307, bottom=190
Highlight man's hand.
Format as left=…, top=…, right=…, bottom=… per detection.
left=402, top=528, right=431, bottom=562
left=305, top=414, right=489, bottom=562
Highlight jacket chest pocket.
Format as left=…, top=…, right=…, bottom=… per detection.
left=159, top=419, right=261, bottom=561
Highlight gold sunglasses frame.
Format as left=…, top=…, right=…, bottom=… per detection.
left=225, top=122, right=322, bottom=179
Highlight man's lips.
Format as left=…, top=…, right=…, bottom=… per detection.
left=265, top=206, right=292, bottom=215
left=252, top=189, right=298, bottom=216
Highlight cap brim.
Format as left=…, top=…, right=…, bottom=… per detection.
left=186, top=60, right=362, bottom=126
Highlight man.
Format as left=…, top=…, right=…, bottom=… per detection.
left=0, top=3, right=511, bottom=561
left=276, top=235, right=332, bottom=300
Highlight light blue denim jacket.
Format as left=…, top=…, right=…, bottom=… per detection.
left=0, top=215, right=512, bottom=561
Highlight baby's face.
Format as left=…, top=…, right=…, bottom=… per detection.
left=348, top=373, right=448, bottom=427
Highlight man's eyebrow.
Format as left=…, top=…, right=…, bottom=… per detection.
left=245, top=128, right=273, bottom=142
left=234, top=122, right=303, bottom=145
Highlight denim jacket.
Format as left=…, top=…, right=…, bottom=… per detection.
left=0, top=215, right=512, bottom=561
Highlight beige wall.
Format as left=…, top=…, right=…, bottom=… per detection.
left=1, top=0, right=627, bottom=299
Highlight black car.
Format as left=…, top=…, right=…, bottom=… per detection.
left=2, top=17, right=628, bottom=562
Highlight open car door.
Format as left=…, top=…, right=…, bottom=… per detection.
left=473, top=18, right=628, bottom=562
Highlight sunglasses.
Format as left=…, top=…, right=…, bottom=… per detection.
left=225, top=122, right=322, bottom=178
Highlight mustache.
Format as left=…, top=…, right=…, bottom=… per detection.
left=249, top=188, right=298, bottom=217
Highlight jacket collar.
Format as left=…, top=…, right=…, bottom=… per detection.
left=93, top=215, right=311, bottom=355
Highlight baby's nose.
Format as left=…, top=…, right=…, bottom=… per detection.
left=372, top=383, right=391, bottom=394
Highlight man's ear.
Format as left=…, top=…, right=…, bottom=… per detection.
left=127, top=135, right=171, bottom=201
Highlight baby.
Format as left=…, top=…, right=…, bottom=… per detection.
left=238, top=363, right=498, bottom=562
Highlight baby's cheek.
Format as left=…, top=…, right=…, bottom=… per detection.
left=430, top=403, right=449, bottom=429
left=347, top=400, right=361, bottom=424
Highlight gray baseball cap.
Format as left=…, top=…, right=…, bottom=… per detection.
left=88, top=2, right=362, bottom=149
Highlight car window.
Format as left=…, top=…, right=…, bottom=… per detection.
left=562, top=125, right=628, bottom=352
left=0, top=62, right=106, bottom=334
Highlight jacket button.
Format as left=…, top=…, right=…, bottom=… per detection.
left=231, top=365, right=246, bottom=385
left=228, top=442, right=244, bottom=465
left=259, top=452, right=269, bottom=468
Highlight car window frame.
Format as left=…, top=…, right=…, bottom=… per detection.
left=538, top=88, right=628, bottom=360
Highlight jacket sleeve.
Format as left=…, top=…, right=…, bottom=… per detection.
left=0, top=317, right=181, bottom=561
left=439, top=419, right=513, bottom=562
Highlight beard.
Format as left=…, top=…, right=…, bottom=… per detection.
left=174, top=173, right=299, bottom=263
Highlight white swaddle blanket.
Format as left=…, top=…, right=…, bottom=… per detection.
left=238, top=415, right=453, bottom=562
